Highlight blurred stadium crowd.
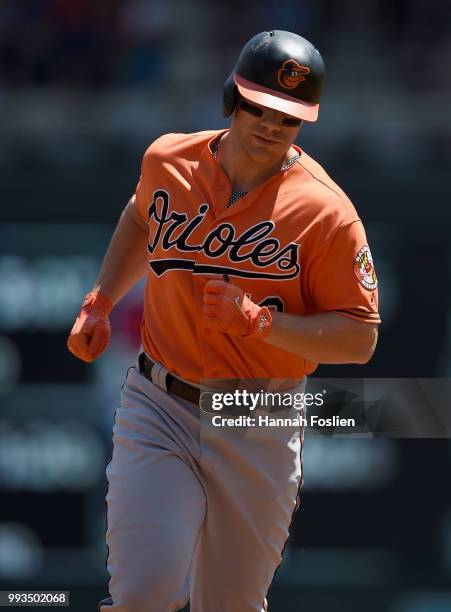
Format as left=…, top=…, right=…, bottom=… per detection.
left=0, top=0, right=450, bottom=92
left=0, top=0, right=449, bottom=174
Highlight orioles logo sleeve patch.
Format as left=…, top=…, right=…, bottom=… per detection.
left=353, top=245, right=378, bottom=290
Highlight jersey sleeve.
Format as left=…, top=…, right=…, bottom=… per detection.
left=133, top=133, right=180, bottom=222
left=133, top=162, right=150, bottom=223
left=307, top=220, right=381, bottom=323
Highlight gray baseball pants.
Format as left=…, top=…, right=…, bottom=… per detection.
left=100, top=365, right=303, bottom=612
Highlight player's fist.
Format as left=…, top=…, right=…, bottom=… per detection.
left=202, top=279, right=272, bottom=340
left=67, top=290, right=113, bottom=362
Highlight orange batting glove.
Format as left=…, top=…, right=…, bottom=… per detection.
left=202, top=279, right=272, bottom=340
left=67, top=290, right=113, bottom=362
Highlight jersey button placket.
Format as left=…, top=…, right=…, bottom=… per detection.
left=192, top=222, right=223, bottom=380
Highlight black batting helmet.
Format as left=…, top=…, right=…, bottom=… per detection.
left=223, top=30, right=325, bottom=122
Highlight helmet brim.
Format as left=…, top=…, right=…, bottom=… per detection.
left=234, top=74, right=319, bottom=122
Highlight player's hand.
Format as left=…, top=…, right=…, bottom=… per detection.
left=202, top=279, right=272, bottom=340
left=67, top=291, right=113, bottom=362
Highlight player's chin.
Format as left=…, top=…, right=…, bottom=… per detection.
left=247, top=143, right=282, bottom=164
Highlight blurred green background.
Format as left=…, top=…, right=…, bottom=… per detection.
left=0, top=1, right=450, bottom=610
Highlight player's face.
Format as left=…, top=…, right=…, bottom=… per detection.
left=231, top=97, right=303, bottom=164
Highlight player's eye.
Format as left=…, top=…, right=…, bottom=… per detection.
left=238, top=99, right=263, bottom=117
left=238, top=99, right=302, bottom=128
left=281, top=116, right=302, bottom=127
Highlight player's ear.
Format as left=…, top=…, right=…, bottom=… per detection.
left=235, top=92, right=252, bottom=118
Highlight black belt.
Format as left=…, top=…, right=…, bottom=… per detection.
left=138, top=353, right=304, bottom=414
left=138, top=353, right=200, bottom=405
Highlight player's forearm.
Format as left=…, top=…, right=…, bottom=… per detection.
left=93, top=199, right=149, bottom=306
left=265, top=311, right=378, bottom=364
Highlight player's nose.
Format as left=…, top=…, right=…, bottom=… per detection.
left=259, top=109, right=284, bottom=132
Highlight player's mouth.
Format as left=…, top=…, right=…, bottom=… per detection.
left=252, top=134, right=279, bottom=146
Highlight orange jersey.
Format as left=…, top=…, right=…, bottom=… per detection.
left=134, top=130, right=380, bottom=383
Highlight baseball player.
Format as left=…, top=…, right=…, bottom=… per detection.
left=68, top=31, right=380, bottom=612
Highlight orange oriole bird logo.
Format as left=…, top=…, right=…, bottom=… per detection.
left=277, top=59, right=310, bottom=89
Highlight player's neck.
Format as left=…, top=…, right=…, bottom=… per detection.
left=218, top=130, right=292, bottom=193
